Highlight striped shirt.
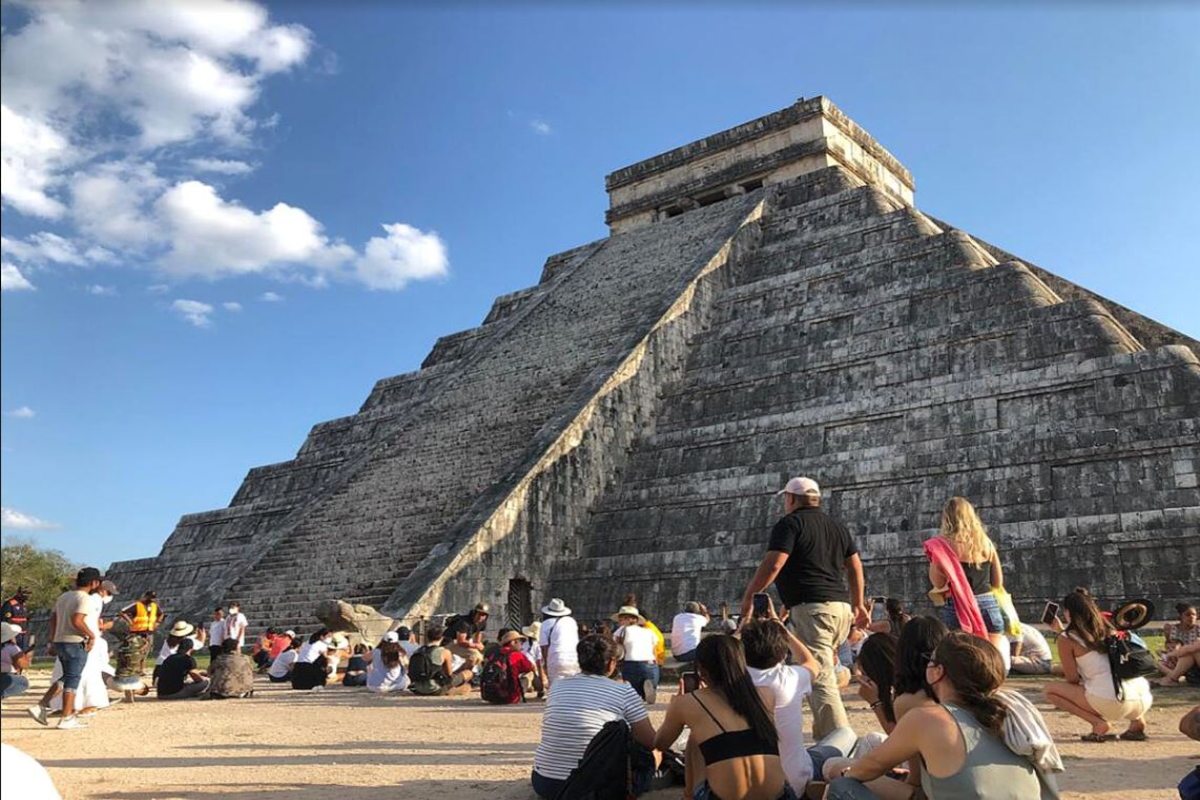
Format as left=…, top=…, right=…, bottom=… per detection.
left=533, top=673, right=648, bottom=780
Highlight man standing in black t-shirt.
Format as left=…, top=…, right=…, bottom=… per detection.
left=741, top=476, right=868, bottom=738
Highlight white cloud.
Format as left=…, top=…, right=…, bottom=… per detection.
left=4, top=406, right=36, bottom=419
left=0, top=3, right=449, bottom=297
left=1, top=263, right=35, bottom=292
left=260, top=291, right=284, bottom=302
left=222, top=301, right=243, bottom=312
left=171, top=298, right=215, bottom=328
left=87, top=284, right=118, bottom=296
left=156, top=180, right=354, bottom=279
left=530, top=119, right=553, bottom=136
left=1, top=507, right=60, bottom=531
left=188, top=158, right=255, bottom=175
left=355, top=224, right=449, bottom=291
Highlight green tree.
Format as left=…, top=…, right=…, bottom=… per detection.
left=0, top=538, right=79, bottom=610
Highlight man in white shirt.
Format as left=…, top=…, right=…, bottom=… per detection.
left=207, top=608, right=226, bottom=660
left=742, top=603, right=857, bottom=793
left=613, top=606, right=659, bottom=704
left=669, top=601, right=709, bottom=663
left=223, top=604, right=248, bottom=650
left=538, top=598, right=580, bottom=690
left=1010, top=623, right=1053, bottom=675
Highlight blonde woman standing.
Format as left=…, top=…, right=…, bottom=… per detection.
left=925, top=498, right=1010, bottom=664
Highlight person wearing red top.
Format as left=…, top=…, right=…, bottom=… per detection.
left=485, top=630, right=537, bottom=705
left=269, top=630, right=294, bottom=661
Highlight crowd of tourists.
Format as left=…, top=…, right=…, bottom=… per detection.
left=2, top=475, right=1197, bottom=800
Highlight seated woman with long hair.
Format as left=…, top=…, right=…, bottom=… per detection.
left=1159, top=602, right=1200, bottom=687
left=291, top=628, right=333, bottom=690
left=827, top=632, right=1050, bottom=800
left=1044, top=588, right=1152, bottom=740
left=654, top=634, right=795, bottom=800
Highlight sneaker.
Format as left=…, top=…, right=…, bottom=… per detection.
left=27, top=705, right=49, bottom=726
left=642, top=679, right=657, bottom=706
left=57, top=715, right=87, bottom=730
left=78, top=709, right=98, bottom=718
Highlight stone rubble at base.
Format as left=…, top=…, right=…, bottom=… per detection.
left=104, top=96, right=1199, bottom=636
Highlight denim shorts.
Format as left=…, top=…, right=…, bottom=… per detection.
left=939, top=593, right=1005, bottom=634
left=55, top=641, right=89, bottom=691
left=694, top=780, right=798, bottom=800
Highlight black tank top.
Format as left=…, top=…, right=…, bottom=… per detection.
left=960, top=561, right=991, bottom=594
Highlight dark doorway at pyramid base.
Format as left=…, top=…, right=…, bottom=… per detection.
left=507, top=578, right=533, bottom=630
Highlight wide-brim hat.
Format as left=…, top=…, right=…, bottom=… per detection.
left=1112, top=599, right=1155, bottom=631
left=611, top=605, right=646, bottom=623
left=522, top=621, right=542, bottom=639
left=0, top=622, right=21, bottom=644
left=170, top=621, right=195, bottom=638
left=541, top=598, right=571, bottom=617
left=499, top=630, right=525, bottom=646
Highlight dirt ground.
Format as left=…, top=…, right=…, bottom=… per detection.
left=2, top=673, right=1197, bottom=800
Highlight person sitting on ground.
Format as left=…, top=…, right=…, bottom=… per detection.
left=367, top=634, right=409, bottom=694
left=395, top=626, right=420, bottom=658
left=269, top=629, right=294, bottom=663
left=291, top=628, right=334, bottom=690
left=1159, top=602, right=1200, bottom=686
left=869, top=599, right=911, bottom=637
left=342, top=643, right=370, bottom=687
left=154, top=621, right=204, bottom=685
left=1009, top=622, right=1053, bottom=676
left=532, top=634, right=660, bottom=799
left=521, top=622, right=546, bottom=698
left=827, top=632, right=1054, bottom=800
left=654, top=634, right=793, bottom=800
left=208, top=637, right=256, bottom=699
left=444, top=603, right=490, bottom=670
left=539, top=598, right=580, bottom=691
left=613, top=605, right=660, bottom=704
left=251, top=627, right=278, bottom=670
left=0, top=623, right=32, bottom=699
left=742, top=603, right=856, bottom=795
left=325, top=634, right=350, bottom=681
left=1044, top=588, right=1152, bottom=741
left=267, top=637, right=301, bottom=683
left=409, top=624, right=474, bottom=696
left=671, top=601, right=710, bottom=663
left=156, top=639, right=210, bottom=700
left=481, top=630, right=538, bottom=705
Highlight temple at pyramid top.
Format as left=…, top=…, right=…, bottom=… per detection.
left=605, top=96, right=915, bottom=233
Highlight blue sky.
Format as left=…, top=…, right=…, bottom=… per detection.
left=2, top=2, right=1197, bottom=569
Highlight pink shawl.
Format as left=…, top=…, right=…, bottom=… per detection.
left=924, top=536, right=989, bottom=638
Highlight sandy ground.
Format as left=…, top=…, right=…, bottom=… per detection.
left=2, top=672, right=1197, bottom=800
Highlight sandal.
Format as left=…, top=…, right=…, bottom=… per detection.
left=1080, top=732, right=1117, bottom=742
left=1118, top=729, right=1148, bottom=741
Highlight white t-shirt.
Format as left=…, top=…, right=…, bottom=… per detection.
left=224, top=612, right=248, bottom=647
left=534, top=674, right=649, bottom=780
left=670, top=612, right=707, bottom=655
left=1, top=642, right=21, bottom=673
left=156, top=637, right=204, bottom=665
left=297, top=640, right=329, bottom=663
left=209, top=619, right=226, bottom=644
left=399, top=640, right=420, bottom=658
left=1, top=744, right=62, bottom=800
left=539, top=616, right=580, bottom=667
left=1018, top=625, right=1052, bottom=662
left=615, top=624, right=657, bottom=662
left=749, top=662, right=815, bottom=791
left=366, top=648, right=410, bottom=693
left=268, top=649, right=299, bottom=678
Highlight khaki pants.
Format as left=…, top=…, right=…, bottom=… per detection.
left=791, top=601, right=852, bottom=739
left=447, top=641, right=484, bottom=668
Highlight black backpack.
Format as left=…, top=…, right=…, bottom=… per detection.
left=554, top=720, right=632, bottom=800
left=408, top=646, right=445, bottom=688
left=1105, top=633, right=1157, bottom=698
left=480, top=649, right=516, bottom=704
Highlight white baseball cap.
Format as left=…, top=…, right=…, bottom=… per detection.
left=776, top=476, right=820, bottom=497
left=382, top=631, right=400, bottom=643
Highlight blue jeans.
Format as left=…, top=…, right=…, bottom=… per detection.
left=938, top=593, right=1005, bottom=634
left=531, top=770, right=565, bottom=798
left=621, top=661, right=660, bottom=699
left=694, top=781, right=799, bottom=800
left=55, top=642, right=89, bottom=691
left=0, top=673, right=30, bottom=698
left=827, top=777, right=882, bottom=799
left=808, top=726, right=858, bottom=780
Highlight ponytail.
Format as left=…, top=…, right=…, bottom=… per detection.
left=955, top=686, right=1007, bottom=736
left=933, top=632, right=1008, bottom=737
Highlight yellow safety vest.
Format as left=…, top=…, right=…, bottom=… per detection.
left=129, top=601, right=159, bottom=633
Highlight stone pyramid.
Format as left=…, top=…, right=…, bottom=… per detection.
left=107, top=97, right=1199, bottom=632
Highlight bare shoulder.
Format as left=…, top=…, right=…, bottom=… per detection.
left=894, top=691, right=934, bottom=719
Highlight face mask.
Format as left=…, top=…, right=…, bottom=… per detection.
left=228, top=608, right=239, bottom=616
left=102, top=595, right=113, bottom=606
